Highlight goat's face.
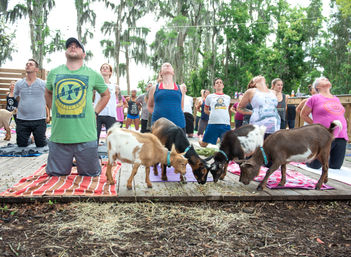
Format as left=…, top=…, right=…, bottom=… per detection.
left=189, top=157, right=210, bottom=184
left=209, top=161, right=226, bottom=183
left=170, top=145, right=188, bottom=175
left=238, top=161, right=260, bottom=185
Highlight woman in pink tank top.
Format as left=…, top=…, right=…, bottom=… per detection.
left=301, top=77, right=348, bottom=169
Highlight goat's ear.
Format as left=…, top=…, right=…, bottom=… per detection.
left=240, top=162, right=253, bottom=168
left=171, top=144, right=177, bottom=153
left=259, top=125, right=267, bottom=135
left=234, top=159, right=245, bottom=164
left=204, top=155, right=214, bottom=162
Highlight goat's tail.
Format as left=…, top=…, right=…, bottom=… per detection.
left=328, top=120, right=343, bottom=135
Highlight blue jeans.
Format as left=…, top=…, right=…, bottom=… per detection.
left=287, top=120, right=295, bottom=129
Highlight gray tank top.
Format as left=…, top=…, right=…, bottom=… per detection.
left=276, top=94, right=287, bottom=122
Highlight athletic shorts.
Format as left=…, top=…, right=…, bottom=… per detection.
left=46, top=140, right=101, bottom=177
left=202, top=124, right=231, bottom=145
left=127, top=114, right=140, bottom=119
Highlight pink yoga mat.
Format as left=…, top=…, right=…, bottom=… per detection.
left=227, top=161, right=334, bottom=190
left=150, top=164, right=213, bottom=182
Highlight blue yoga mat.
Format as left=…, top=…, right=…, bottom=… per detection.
left=0, top=143, right=49, bottom=157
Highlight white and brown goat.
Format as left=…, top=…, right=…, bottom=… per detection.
left=0, top=109, right=14, bottom=141
left=106, top=124, right=188, bottom=189
left=238, top=121, right=342, bottom=191
left=208, top=124, right=267, bottom=182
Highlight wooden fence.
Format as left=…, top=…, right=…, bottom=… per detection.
left=0, top=68, right=46, bottom=108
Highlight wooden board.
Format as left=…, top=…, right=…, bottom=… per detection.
left=1, top=135, right=351, bottom=202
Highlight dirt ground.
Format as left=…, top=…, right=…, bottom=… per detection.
left=1, top=201, right=351, bottom=257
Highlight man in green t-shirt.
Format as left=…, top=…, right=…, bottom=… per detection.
left=45, top=37, right=110, bottom=176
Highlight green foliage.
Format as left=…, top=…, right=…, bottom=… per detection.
left=315, top=1, right=351, bottom=94
left=0, top=17, right=16, bottom=66
left=0, top=205, right=16, bottom=215
left=1, top=0, right=350, bottom=96
left=137, top=80, right=147, bottom=93
left=4, top=0, right=63, bottom=68
left=336, top=0, right=351, bottom=17
left=195, top=147, right=216, bottom=157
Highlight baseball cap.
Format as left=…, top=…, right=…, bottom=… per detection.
left=65, top=37, right=85, bottom=53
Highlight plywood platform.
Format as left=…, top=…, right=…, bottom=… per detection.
left=1, top=154, right=351, bottom=203
left=1, top=131, right=351, bottom=203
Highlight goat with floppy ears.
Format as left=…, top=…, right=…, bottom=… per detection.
left=207, top=124, right=267, bottom=182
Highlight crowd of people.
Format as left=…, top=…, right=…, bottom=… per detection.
left=4, top=37, right=348, bottom=177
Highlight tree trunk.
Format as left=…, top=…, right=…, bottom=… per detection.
left=77, top=4, right=82, bottom=41
left=27, top=1, right=35, bottom=62
left=224, top=38, right=229, bottom=86
left=210, top=0, right=216, bottom=85
left=114, top=2, right=123, bottom=86
left=175, top=31, right=186, bottom=84
left=28, top=0, right=45, bottom=68
left=125, top=44, right=130, bottom=95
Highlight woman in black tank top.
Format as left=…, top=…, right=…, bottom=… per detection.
left=125, top=89, right=140, bottom=131
left=271, top=78, right=288, bottom=129
left=6, top=81, right=18, bottom=124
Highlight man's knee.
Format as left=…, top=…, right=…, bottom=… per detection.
left=78, top=168, right=102, bottom=177
left=17, top=136, right=30, bottom=147
left=46, top=169, right=72, bottom=176
left=35, top=137, right=47, bottom=147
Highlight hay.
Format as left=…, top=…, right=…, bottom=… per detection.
left=41, top=202, right=251, bottom=241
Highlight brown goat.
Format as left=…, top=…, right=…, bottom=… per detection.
left=238, top=121, right=342, bottom=191
left=0, top=109, right=14, bottom=141
left=106, top=124, right=188, bottom=189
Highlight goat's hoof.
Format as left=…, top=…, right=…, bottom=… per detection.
left=154, top=171, right=158, bottom=176
left=127, top=185, right=132, bottom=190
left=324, top=178, right=328, bottom=183
left=147, top=184, right=153, bottom=188
left=108, top=180, right=115, bottom=185
left=278, top=182, right=286, bottom=187
left=257, top=186, right=264, bottom=191
left=315, top=185, right=322, bottom=190
left=161, top=176, right=168, bottom=181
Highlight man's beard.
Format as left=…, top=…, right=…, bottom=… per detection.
left=65, top=52, right=83, bottom=61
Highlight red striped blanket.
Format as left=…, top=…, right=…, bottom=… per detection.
left=0, top=162, right=121, bottom=197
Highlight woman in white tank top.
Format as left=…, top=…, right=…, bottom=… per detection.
left=238, top=75, right=281, bottom=137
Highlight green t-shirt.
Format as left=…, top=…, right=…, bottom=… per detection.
left=46, top=64, right=107, bottom=143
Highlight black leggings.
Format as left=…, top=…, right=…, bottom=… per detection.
left=307, top=138, right=347, bottom=169
left=97, top=115, right=116, bottom=141
left=140, top=119, right=150, bottom=133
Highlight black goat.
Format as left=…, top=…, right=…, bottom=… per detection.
left=152, top=118, right=210, bottom=184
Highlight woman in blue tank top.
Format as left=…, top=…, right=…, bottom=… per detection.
left=147, top=63, right=185, bottom=128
